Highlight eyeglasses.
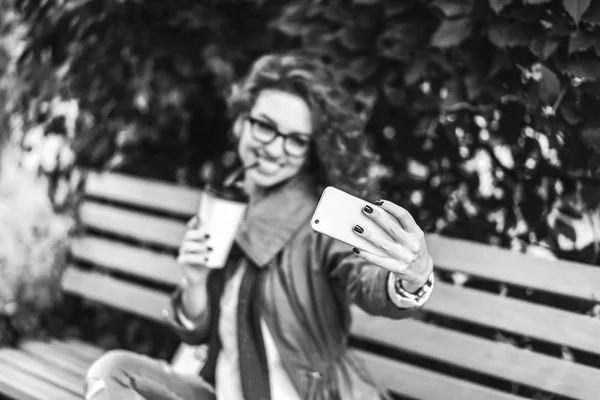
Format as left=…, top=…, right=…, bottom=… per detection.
left=246, top=115, right=311, bottom=158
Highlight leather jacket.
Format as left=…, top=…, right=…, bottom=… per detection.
left=167, top=175, right=424, bottom=399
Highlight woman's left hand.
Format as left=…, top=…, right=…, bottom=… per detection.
left=352, top=199, right=433, bottom=293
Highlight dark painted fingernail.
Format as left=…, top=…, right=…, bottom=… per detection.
left=353, top=225, right=364, bottom=234
left=375, top=200, right=383, bottom=206
left=204, top=234, right=210, bottom=239
left=207, top=247, right=213, bottom=252
left=353, top=247, right=360, bottom=254
left=363, top=205, right=373, bottom=214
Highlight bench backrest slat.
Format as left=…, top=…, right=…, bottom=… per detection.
left=351, top=307, right=600, bottom=400
left=61, top=267, right=170, bottom=324
left=85, top=172, right=200, bottom=216
left=80, top=202, right=186, bottom=249
left=71, top=237, right=183, bottom=286
left=427, top=234, right=600, bottom=302
left=351, top=350, right=526, bottom=400
left=427, top=281, right=600, bottom=356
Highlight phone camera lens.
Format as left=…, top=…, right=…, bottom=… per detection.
left=315, top=219, right=319, bottom=224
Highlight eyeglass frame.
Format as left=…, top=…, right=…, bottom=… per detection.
left=244, top=115, right=312, bottom=158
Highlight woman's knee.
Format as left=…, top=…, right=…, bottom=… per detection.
left=87, top=350, right=137, bottom=380
left=84, top=350, right=140, bottom=398
left=84, top=350, right=186, bottom=400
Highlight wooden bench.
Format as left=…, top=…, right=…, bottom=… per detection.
left=1, top=172, right=600, bottom=400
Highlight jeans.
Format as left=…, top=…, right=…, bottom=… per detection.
left=84, top=350, right=216, bottom=400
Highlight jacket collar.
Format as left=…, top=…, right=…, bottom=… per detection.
left=235, top=174, right=319, bottom=267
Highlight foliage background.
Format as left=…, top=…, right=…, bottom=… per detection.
left=2, top=0, right=600, bottom=396
left=5, top=0, right=600, bottom=259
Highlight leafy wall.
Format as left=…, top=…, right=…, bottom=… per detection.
left=5, top=0, right=600, bottom=259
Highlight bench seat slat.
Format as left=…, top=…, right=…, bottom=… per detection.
left=64, top=339, right=106, bottom=361
left=0, top=348, right=82, bottom=395
left=85, top=172, right=201, bottom=217
left=351, top=349, right=526, bottom=400
left=58, top=339, right=106, bottom=363
left=351, top=308, right=600, bottom=400
left=71, top=236, right=183, bottom=286
left=426, top=281, right=600, bottom=355
left=0, top=359, right=81, bottom=400
left=62, top=267, right=171, bottom=324
left=80, top=202, right=186, bottom=249
left=427, top=234, right=600, bottom=302
left=47, top=340, right=103, bottom=365
left=20, top=341, right=92, bottom=377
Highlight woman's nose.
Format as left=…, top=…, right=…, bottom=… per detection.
left=263, top=135, right=285, bottom=158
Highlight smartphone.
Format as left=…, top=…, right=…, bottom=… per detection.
left=310, top=186, right=387, bottom=256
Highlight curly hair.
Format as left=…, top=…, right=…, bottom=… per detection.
left=226, top=51, right=384, bottom=200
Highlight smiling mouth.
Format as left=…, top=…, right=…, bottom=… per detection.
left=254, top=151, right=280, bottom=163
left=255, top=154, right=283, bottom=174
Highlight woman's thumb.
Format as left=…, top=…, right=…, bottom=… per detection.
left=187, top=215, right=200, bottom=229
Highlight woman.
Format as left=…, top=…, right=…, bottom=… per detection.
left=84, top=52, right=435, bottom=400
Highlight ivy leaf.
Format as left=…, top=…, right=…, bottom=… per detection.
left=431, top=18, right=472, bottom=48
left=560, top=104, right=583, bottom=125
left=563, top=0, right=591, bottom=24
left=489, top=0, right=515, bottom=14
left=569, top=31, right=598, bottom=54
left=552, top=214, right=580, bottom=247
left=488, top=22, right=532, bottom=48
left=430, top=53, right=455, bottom=74
left=305, top=4, right=326, bottom=19
left=581, top=81, right=600, bottom=97
left=324, top=3, right=353, bottom=22
left=431, top=0, right=473, bottom=17
left=440, top=79, right=465, bottom=110
left=582, top=184, right=600, bottom=212
left=272, top=3, right=307, bottom=37
left=382, top=72, right=406, bottom=106
left=354, top=87, right=378, bottom=117
left=302, top=23, right=334, bottom=50
left=488, top=49, right=511, bottom=76
left=338, top=22, right=372, bottom=51
left=539, top=65, right=561, bottom=104
left=559, top=59, right=600, bottom=81
left=530, top=37, right=560, bottom=59
left=582, top=127, right=600, bottom=155
left=385, top=2, right=417, bottom=19
left=548, top=20, right=573, bottom=36
left=343, top=56, right=379, bottom=83
left=273, top=20, right=304, bottom=36
left=465, top=73, right=485, bottom=100
left=377, top=23, right=426, bottom=61
left=0, top=48, right=9, bottom=76
left=582, top=1, right=600, bottom=25
left=404, top=56, right=428, bottom=85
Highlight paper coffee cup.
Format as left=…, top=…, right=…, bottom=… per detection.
left=197, top=184, right=248, bottom=268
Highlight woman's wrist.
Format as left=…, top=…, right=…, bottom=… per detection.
left=180, top=277, right=209, bottom=321
left=401, top=277, right=428, bottom=294
left=399, top=255, right=434, bottom=294
left=387, top=270, right=434, bottom=309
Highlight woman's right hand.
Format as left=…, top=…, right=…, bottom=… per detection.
left=177, top=215, right=212, bottom=283
left=176, top=216, right=212, bottom=320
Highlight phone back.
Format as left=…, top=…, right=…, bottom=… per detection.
left=310, top=186, right=387, bottom=256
